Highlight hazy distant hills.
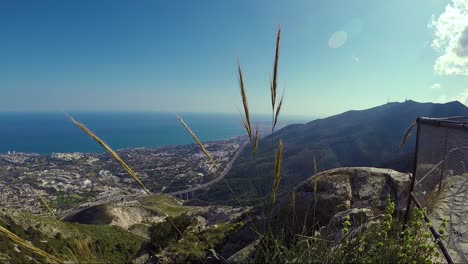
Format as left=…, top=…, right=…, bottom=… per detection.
left=199, top=100, right=468, bottom=203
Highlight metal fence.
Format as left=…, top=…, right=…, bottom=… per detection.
left=405, top=117, right=468, bottom=264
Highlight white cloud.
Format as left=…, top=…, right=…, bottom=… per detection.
left=455, top=89, right=468, bottom=104
left=436, top=94, right=448, bottom=103
left=431, top=83, right=442, bottom=89
left=429, top=0, right=468, bottom=75
left=436, top=89, right=468, bottom=105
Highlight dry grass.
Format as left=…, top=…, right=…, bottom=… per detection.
left=423, top=179, right=452, bottom=212
left=176, top=113, right=263, bottom=239
left=271, top=139, right=283, bottom=205
left=270, top=27, right=280, bottom=112
left=398, top=121, right=416, bottom=154
left=65, top=237, right=99, bottom=264
left=0, top=225, right=63, bottom=264
left=176, top=115, right=246, bottom=204
left=273, top=92, right=284, bottom=132
left=68, top=116, right=151, bottom=195
left=32, top=189, right=56, bottom=221
left=238, top=62, right=259, bottom=158
left=68, top=116, right=184, bottom=220
left=271, top=27, right=283, bottom=133
left=290, top=191, right=296, bottom=226
left=176, top=115, right=219, bottom=169
left=70, top=115, right=206, bottom=262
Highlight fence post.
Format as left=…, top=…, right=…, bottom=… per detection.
left=403, top=118, right=421, bottom=227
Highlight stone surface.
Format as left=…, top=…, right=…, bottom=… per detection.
left=131, top=253, right=150, bottom=264
left=272, top=167, right=410, bottom=233
left=218, top=167, right=411, bottom=261
left=328, top=208, right=375, bottom=230
left=226, top=240, right=259, bottom=264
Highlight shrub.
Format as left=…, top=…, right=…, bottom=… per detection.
left=253, top=195, right=445, bottom=264
left=337, top=195, right=441, bottom=264
left=148, top=214, right=193, bottom=251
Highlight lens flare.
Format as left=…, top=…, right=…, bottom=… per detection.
left=328, top=31, right=348, bottom=48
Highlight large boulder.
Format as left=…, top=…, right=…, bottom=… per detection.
left=221, top=167, right=411, bottom=262
left=272, top=167, right=410, bottom=234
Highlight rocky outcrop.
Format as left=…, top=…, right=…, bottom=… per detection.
left=272, top=167, right=410, bottom=236
left=107, top=205, right=164, bottom=229
left=226, top=239, right=259, bottom=264
left=221, top=167, right=411, bottom=262
left=63, top=203, right=165, bottom=229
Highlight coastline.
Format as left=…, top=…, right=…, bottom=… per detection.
left=0, top=135, right=248, bottom=214
left=0, top=112, right=310, bottom=154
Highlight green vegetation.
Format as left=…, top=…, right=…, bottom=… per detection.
left=148, top=214, right=193, bottom=251
left=254, top=196, right=444, bottom=264
left=128, top=223, right=149, bottom=238
left=49, top=192, right=86, bottom=209
left=1, top=27, right=458, bottom=264
left=170, top=222, right=244, bottom=263
left=0, top=219, right=63, bottom=264
left=148, top=214, right=244, bottom=263
left=70, top=223, right=144, bottom=263
left=140, top=194, right=194, bottom=217
left=337, top=197, right=441, bottom=264
left=0, top=211, right=145, bottom=263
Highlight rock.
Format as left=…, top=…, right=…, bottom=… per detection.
left=131, top=253, right=150, bottom=264
left=226, top=239, right=259, bottom=264
left=327, top=208, right=376, bottom=243
left=328, top=208, right=374, bottom=230
left=220, top=167, right=410, bottom=261
left=272, top=167, right=410, bottom=234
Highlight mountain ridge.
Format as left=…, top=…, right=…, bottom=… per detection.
left=198, top=100, right=468, bottom=203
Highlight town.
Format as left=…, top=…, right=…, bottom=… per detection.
left=0, top=136, right=245, bottom=215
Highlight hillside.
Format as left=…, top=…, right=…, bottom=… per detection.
left=0, top=209, right=145, bottom=263
left=0, top=195, right=249, bottom=263
left=197, top=100, right=468, bottom=203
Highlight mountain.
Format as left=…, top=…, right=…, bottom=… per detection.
left=198, top=100, right=468, bottom=203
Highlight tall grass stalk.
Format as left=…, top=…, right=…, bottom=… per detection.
left=269, top=27, right=284, bottom=210
left=32, top=189, right=56, bottom=221
left=65, top=237, right=98, bottom=263
left=68, top=116, right=151, bottom=195
left=398, top=121, right=416, bottom=154
left=271, top=139, right=283, bottom=205
left=0, top=225, right=63, bottom=264
left=237, top=60, right=267, bottom=211
left=176, top=115, right=219, bottom=170
left=70, top=115, right=206, bottom=262
left=176, top=115, right=260, bottom=235
left=238, top=63, right=259, bottom=158
left=311, top=157, right=319, bottom=230
left=271, top=27, right=283, bottom=134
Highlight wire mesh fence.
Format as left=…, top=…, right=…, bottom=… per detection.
left=406, top=117, right=468, bottom=263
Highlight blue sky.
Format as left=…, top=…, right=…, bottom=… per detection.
left=0, top=0, right=467, bottom=116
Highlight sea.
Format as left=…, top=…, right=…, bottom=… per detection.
left=0, top=112, right=312, bottom=154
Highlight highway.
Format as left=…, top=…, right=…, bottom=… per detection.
left=59, top=141, right=247, bottom=219
left=167, top=141, right=247, bottom=196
